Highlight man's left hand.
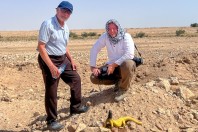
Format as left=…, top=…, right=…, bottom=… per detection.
left=107, top=63, right=118, bottom=75
left=71, top=61, right=77, bottom=70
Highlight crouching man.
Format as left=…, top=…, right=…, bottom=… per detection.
left=90, top=19, right=136, bottom=102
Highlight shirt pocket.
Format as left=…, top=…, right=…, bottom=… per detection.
left=50, top=32, right=58, bottom=43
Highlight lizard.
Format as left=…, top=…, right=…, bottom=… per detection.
left=105, top=110, right=142, bottom=128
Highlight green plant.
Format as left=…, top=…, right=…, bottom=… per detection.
left=81, top=32, right=98, bottom=38
left=88, top=32, right=97, bottom=36
left=0, top=36, right=37, bottom=42
left=81, top=32, right=88, bottom=38
left=190, top=23, right=198, bottom=27
left=69, top=32, right=78, bottom=39
left=135, top=32, right=147, bottom=38
left=176, top=29, right=185, bottom=36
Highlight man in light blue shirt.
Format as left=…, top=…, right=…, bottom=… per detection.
left=37, top=1, right=89, bottom=131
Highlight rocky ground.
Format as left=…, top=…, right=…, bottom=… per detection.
left=0, top=27, right=198, bottom=132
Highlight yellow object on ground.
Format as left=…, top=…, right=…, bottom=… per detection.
left=105, top=116, right=142, bottom=128
left=105, top=110, right=142, bottom=128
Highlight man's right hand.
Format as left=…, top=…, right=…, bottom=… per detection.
left=49, top=64, right=60, bottom=79
left=38, top=41, right=61, bottom=79
left=90, top=67, right=100, bottom=76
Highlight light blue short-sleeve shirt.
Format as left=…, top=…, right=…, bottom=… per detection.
left=38, top=16, right=69, bottom=56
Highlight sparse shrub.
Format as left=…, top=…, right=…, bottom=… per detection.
left=0, top=36, right=37, bottom=42
left=190, top=23, right=198, bottom=27
left=88, top=32, right=97, bottom=36
left=135, top=32, right=147, bottom=38
left=81, top=32, right=98, bottom=38
left=27, top=36, right=38, bottom=41
left=176, top=29, right=185, bottom=36
left=69, top=32, right=78, bottom=39
left=81, top=32, right=88, bottom=38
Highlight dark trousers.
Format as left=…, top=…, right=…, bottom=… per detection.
left=38, top=54, right=81, bottom=121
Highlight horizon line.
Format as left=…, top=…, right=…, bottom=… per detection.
left=0, top=26, right=192, bottom=32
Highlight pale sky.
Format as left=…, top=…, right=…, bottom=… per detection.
left=0, top=0, right=197, bottom=31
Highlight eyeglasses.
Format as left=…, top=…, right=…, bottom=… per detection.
left=60, top=8, right=71, bottom=14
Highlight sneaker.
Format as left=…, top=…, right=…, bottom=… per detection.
left=47, top=120, right=64, bottom=131
left=114, top=89, right=127, bottom=102
left=70, top=105, right=89, bottom=115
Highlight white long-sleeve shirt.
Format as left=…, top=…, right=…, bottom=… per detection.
left=90, top=32, right=135, bottom=67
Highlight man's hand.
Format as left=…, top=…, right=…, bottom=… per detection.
left=38, top=42, right=61, bottom=79
left=49, top=64, right=60, bottom=79
left=91, top=67, right=100, bottom=76
left=70, top=60, right=77, bottom=70
left=66, top=48, right=77, bottom=71
left=107, top=63, right=118, bottom=75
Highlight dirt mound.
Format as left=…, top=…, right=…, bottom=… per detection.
left=135, top=52, right=198, bottom=84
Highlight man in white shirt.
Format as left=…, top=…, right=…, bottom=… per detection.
left=90, top=19, right=136, bottom=102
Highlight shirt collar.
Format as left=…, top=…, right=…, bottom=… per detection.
left=54, top=15, right=64, bottom=29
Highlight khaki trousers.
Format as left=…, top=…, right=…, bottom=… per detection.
left=90, top=60, right=136, bottom=90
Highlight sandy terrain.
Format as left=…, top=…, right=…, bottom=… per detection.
left=0, top=27, right=198, bottom=132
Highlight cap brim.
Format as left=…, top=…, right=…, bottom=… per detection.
left=59, top=7, right=72, bottom=13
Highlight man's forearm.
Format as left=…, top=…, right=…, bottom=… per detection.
left=66, top=48, right=74, bottom=62
left=38, top=42, right=54, bottom=68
